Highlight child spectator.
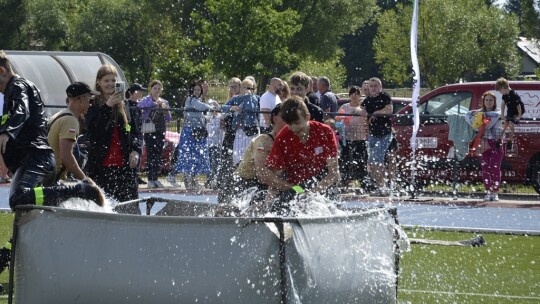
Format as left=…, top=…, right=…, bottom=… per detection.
left=465, top=92, right=503, bottom=201
left=335, top=86, right=368, bottom=190
left=495, top=77, right=525, bottom=150
left=206, top=100, right=223, bottom=189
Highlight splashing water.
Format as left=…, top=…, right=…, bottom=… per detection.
left=224, top=188, right=347, bottom=218
left=286, top=192, right=346, bottom=217
left=59, top=197, right=115, bottom=213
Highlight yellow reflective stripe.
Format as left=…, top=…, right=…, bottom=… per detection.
left=34, top=187, right=44, bottom=206
left=291, top=185, right=304, bottom=193
left=125, top=124, right=131, bottom=132
left=1, top=114, right=8, bottom=125
left=3, top=242, right=11, bottom=250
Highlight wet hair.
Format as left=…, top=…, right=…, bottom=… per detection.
left=289, top=71, right=310, bottom=88
left=270, top=103, right=282, bottom=125
left=0, top=51, right=13, bottom=73
left=280, top=96, right=309, bottom=124
left=481, top=91, right=497, bottom=111
left=495, top=77, right=509, bottom=90
left=349, top=85, right=361, bottom=96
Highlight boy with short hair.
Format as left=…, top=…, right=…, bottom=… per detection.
left=495, top=77, right=525, bottom=150
left=288, top=71, right=324, bottom=122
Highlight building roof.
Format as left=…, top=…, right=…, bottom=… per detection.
left=517, top=37, right=540, bottom=64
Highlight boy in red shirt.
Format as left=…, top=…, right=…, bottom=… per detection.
left=266, top=96, right=340, bottom=210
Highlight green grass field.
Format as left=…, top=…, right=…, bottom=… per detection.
left=399, top=229, right=540, bottom=303
left=0, top=212, right=538, bottom=303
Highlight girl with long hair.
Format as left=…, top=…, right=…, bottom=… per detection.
left=84, top=64, right=141, bottom=213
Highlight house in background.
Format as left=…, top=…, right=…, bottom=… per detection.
left=517, top=37, right=540, bottom=79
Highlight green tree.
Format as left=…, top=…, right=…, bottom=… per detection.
left=70, top=0, right=156, bottom=83
left=64, top=0, right=210, bottom=104
left=280, top=0, right=376, bottom=62
left=195, top=0, right=300, bottom=90
left=282, top=51, right=347, bottom=90
left=374, top=0, right=520, bottom=88
left=504, top=0, right=522, bottom=15
left=18, top=0, right=75, bottom=50
left=340, top=0, right=408, bottom=87
left=521, top=0, right=540, bottom=38
left=0, top=0, right=27, bottom=49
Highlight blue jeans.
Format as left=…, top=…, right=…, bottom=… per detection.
left=368, top=134, right=393, bottom=165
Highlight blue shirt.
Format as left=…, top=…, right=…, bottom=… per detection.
left=221, top=94, right=260, bottom=129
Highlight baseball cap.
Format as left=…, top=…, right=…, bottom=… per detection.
left=128, top=83, right=147, bottom=92
left=66, top=82, right=100, bottom=98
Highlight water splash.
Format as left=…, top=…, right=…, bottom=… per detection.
left=59, top=197, right=115, bottom=213
left=224, top=189, right=347, bottom=218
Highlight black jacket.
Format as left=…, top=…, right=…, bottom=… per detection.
left=0, top=75, right=52, bottom=170
left=304, top=97, right=324, bottom=123
left=84, top=101, right=142, bottom=176
left=306, top=91, right=320, bottom=106
left=126, top=99, right=142, bottom=140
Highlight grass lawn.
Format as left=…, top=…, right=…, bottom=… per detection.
left=399, top=229, right=540, bottom=303
left=0, top=212, right=538, bottom=303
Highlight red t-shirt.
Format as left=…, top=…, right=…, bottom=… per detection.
left=102, top=125, right=124, bottom=167
left=266, top=120, right=338, bottom=184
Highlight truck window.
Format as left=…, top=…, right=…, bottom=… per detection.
left=420, top=91, right=472, bottom=124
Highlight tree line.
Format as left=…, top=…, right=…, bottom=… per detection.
left=0, top=0, right=538, bottom=105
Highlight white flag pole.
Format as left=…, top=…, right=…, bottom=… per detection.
left=410, top=0, right=421, bottom=197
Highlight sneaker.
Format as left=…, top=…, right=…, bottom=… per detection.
left=146, top=181, right=156, bottom=189
left=491, top=193, right=499, bottom=201
left=166, top=175, right=178, bottom=187
left=154, top=180, right=164, bottom=188
left=483, top=192, right=491, bottom=201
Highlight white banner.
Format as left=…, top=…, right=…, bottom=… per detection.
left=410, top=0, right=421, bottom=152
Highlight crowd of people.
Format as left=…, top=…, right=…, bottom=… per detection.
left=0, top=48, right=520, bottom=277
left=0, top=48, right=518, bottom=210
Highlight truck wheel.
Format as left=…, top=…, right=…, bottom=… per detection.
left=530, top=158, right=540, bottom=195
